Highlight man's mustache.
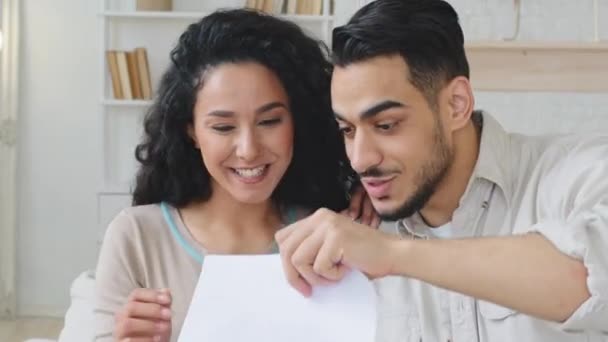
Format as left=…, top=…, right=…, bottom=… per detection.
left=358, top=168, right=398, bottom=178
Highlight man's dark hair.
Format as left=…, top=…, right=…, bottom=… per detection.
left=132, top=9, right=354, bottom=211
left=332, top=0, right=470, bottom=108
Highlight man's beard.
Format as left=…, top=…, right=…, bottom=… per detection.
left=378, top=119, right=453, bottom=221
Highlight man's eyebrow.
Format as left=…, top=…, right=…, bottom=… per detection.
left=333, top=100, right=406, bottom=122
left=360, top=100, right=406, bottom=120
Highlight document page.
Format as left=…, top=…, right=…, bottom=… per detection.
left=178, top=254, right=376, bottom=342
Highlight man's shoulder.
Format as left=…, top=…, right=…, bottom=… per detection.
left=529, top=134, right=607, bottom=169
left=515, top=134, right=608, bottom=199
left=508, top=132, right=607, bottom=168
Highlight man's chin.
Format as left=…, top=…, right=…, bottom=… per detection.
left=371, top=201, right=402, bottom=222
left=374, top=201, right=419, bottom=222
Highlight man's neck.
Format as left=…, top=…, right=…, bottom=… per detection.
left=419, top=118, right=481, bottom=227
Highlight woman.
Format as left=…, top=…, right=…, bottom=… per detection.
left=94, top=8, right=374, bottom=342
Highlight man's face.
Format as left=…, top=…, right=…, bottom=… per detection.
left=331, top=55, right=454, bottom=220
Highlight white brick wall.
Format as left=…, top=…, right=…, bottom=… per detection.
left=333, top=0, right=608, bottom=135
left=476, top=92, right=608, bottom=135
left=601, top=1, right=608, bottom=40
left=451, top=0, right=599, bottom=41
left=447, top=0, right=608, bottom=135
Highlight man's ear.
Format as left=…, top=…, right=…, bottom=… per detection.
left=445, top=76, right=474, bottom=132
left=188, top=124, right=200, bottom=149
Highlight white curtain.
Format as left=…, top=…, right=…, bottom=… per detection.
left=0, top=0, right=19, bottom=319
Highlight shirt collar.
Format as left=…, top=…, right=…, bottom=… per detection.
left=466, top=112, right=511, bottom=201
left=398, top=111, right=512, bottom=237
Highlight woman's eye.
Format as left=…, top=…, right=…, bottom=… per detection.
left=259, top=118, right=282, bottom=126
left=212, top=125, right=235, bottom=132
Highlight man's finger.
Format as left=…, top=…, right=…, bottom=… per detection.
left=291, top=228, right=333, bottom=287
left=277, top=222, right=316, bottom=297
left=313, top=230, right=350, bottom=281
left=275, top=220, right=302, bottom=243
left=279, top=252, right=312, bottom=297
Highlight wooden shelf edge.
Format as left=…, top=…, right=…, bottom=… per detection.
left=100, top=11, right=333, bottom=21
left=102, top=99, right=153, bottom=107
left=466, top=41, right=608, bottom=92
left=466, top=40, right=608, bottom=51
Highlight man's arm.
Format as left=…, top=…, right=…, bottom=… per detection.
left=277, top=140, right=608, bottom=331
left=390, top=233, right=589, bottom=322
left=276, top=211, right=589, bottom=322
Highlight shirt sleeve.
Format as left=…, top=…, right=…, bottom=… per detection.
left=518, top=137, right=608, bottom=333
left=93, top=210, right=144, bottom=341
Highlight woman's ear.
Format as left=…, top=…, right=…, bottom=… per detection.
left=445, top=76, right=474, bottom=132
left=188, top=124, right=200, bottom=149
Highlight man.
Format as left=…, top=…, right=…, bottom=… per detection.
left=275, top=0, right=608, bottom=341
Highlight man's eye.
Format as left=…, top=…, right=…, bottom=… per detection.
left=376, top=122, right=398, bottom=131
left=212, top=125, right=235, bottom=132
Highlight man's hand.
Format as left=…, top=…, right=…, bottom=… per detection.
left=275, top=208, right=400, bottom=296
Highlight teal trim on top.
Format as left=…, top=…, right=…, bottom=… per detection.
left=285, top=206, right=297, bottom=225
left=160, top=202, right=297, bottom=264
left=160, top=202, right=205, bottom=264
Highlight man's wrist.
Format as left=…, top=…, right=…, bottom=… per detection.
left=385, top=235, right=414, bottom=277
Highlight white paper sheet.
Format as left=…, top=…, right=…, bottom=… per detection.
left=178, top=254, right=376, bottom=342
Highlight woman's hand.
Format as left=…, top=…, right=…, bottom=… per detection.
left=114, top=288, right=172, bottom=342
left=343, top=185, right=381, bottom=228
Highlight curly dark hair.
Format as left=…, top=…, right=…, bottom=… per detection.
left=132, top=8, right=354, bottom=212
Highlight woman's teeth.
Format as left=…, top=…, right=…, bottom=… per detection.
left=234, top=165, right=266, bottom=178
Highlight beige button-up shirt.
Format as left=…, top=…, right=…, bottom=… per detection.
left=375, top=113, right=608, bottom=341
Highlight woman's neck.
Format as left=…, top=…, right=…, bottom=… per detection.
left=179, top=184, right=283, bottom=254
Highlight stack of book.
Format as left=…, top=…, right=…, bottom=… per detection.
left=246, top=0, right=325, bottom=15
left=106, top=47, right=153, bottom=100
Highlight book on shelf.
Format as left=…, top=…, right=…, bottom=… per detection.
left=263, top=0, right=275, bottom=13
left=286, top=0, right=297, bottom=14
left=296, top=0, right=306, bottom=14
left=246, top=0, right=278, bottom=13
left=136, top=48, right=153, bottom=100
left=245, top=0, right=322, bottom=15
left=311, top=0, right=323, bottom=15
left=127, top=51, right=143, bottom=99
left=115, top=51, right=133, bottom=100
left=106, top=48, right=152, bottom=101
left=136, top=0, right=172, bottom=11
left=296, top=0, right=323, bottom=15
left=106, top=51, right=123, bottom=99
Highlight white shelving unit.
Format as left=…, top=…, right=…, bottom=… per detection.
left=102, top=10, right=334, bottom=22
left=96, top=0, right=352, bottom=231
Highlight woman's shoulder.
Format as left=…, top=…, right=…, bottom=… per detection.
left=103, top=203, right=169, bottom=246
